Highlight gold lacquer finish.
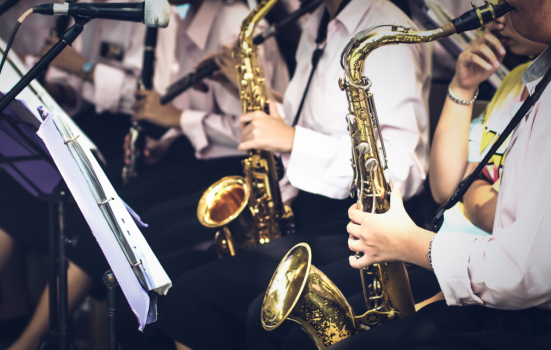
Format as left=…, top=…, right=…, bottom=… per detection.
left=262, top=3, right=508, bottom=348
left=262, top=244, right=357, bottom=349
left=197, top=0, right=293, bottom=258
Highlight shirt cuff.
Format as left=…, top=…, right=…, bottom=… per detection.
left=432, top=231, right=483, bottom=306
left=180, top=109, right=209, bottom=154
left=92, top=63, right=126, bottom=113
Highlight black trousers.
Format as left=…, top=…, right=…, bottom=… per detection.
left=270, top=266, right=551, bottom=350
left=320, top=303, right=551, bottom=350
left=246, top=259, right=441, bottom=350
left=64, top=152, right=245, bottom=299
left=155, top=191, right=356, bottom=350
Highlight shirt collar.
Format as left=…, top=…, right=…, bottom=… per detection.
left=185, top=0, right=222, bottom=51
left=305, top=0, right=376, bottom=41
left=335, top=0, right=376, bottom=35
left=522, top=47, right=551, bottom=90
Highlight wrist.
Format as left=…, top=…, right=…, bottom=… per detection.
left=450, top=78, right=478, bottom=101
left=78, top=60, right=95, bottom=81
left=404, top=227, right=435, bottom=269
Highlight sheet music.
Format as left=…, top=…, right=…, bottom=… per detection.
left=37, top=111, right=171, bottom=330
left=0, top=38, right=105, bottom=164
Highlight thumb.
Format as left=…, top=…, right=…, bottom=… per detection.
left=391, top=182, right=404, bottom=208
left=268, top=100, right=281, bottom=119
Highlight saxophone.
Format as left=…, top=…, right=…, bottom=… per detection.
left=260, top=2, right=513, bottom=348
left=197, top=0, right=293, bottom=258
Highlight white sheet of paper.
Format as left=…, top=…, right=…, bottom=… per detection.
left=37, top=115, right=152, bottom=331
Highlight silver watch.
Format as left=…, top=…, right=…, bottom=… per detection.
left=81, top=61, right=95, bottom=75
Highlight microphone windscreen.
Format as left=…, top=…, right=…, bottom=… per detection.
left=144, top=0, right=170, bottom=28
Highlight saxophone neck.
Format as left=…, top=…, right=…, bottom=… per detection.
left=343, top=25, right=446, bottom=85
left=342, top=1, right=514, bottom=85
left=238, top=0, right=279, bottom=50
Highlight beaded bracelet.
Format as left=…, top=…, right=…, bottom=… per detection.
left=427, top=236, right=436, bottom=271
left=448, top=85, right=479, bottom=105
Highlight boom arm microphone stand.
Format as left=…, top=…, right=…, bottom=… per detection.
left=0, top=0, right=19, bottom=16
left=0, top=15, right=91, bottom=350
left=0, top=15, right=90, bottom=115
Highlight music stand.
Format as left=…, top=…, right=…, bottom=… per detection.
left=0, top=97, right=73, bottom=350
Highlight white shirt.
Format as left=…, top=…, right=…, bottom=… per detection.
left=162, top=0, right=289, bottom=159
left=433, top=48, right=551, bottom=310
left=279, top=0, right=430, bottom=202
left=45, top=0, right=147, bottom=115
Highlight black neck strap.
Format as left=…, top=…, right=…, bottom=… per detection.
left=429, top=65, right=551, bottom=232
left=291, top=0, right=351, bottom=127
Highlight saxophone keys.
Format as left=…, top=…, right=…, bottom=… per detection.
left=357, top=142, right=370, bottom=155
left=365, top=158, right=378, bottom=172
left=338, top=77, right=345, bottom=91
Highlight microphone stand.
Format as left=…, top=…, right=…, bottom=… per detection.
left=0, top=15, right=90, bottom=350
left=0, top=16, right=91, bottom=114
left=0, top=0, right=19, bottom=17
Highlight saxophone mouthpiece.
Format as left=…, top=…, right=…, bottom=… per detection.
left=444, top=1, right=514, bottom=35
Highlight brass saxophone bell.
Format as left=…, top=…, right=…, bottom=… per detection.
left=262, top=243, right=358, bottom=350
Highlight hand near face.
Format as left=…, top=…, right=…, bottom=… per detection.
left=131, top=90, right=182, bottom=129
left=454, top=31, right=506, bottom=91
left=238, top=102, right=295, bottom=153
left=347, top=183, right=435, bottom=270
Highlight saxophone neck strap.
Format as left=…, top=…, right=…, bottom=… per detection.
left=429, top=65, right=551, bottom=233
left=291, top=0, right=351, bottom=127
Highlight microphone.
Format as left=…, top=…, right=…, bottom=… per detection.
left=33, top=0, right=170, bottom=28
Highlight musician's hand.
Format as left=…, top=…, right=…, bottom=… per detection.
left=124, top=133, right=175, bottom=166
left=195, top=46, right=240, bottom=97
left=37, top=37, right=93, bottom=80
left=453, top=31, right=506, bottom=95
left=347, top=183, right=435, bottom=270
left=131, top=90, right=182, bottom=129
left=238, top=102, right=295, bottom=153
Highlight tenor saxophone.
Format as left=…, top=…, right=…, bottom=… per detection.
left=261, top=2, right=513, bottom=348
left=197, top=0, right=293, bottom=258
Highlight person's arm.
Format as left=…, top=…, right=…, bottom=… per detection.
left=348, top=129, right=551, bottom=309
left=429, top=32, right=506, bottom=203
left=462, top=179, right=498, bottom=233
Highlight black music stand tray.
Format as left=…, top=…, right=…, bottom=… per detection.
left=0, top=99, right=75, bottom=350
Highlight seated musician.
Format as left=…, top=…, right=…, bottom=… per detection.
left=151, top=0, right=431, bottom=349
left=2, top=1, right=288, bottom=349
left=326, top=0, right=551, bottom=348
left=254, top=4, right=550, bottom=349
left=429, top=6, right=547, bottom=236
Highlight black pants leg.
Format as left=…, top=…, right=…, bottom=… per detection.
left=322, top=302, right=551, bottom=350
left=64, top=156, right=245, bottom=299
left=156, top=193, right=356, bottom=350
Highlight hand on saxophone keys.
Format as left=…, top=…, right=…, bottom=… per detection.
left=347, top=183, right=435, bottom=270
left=238, top=101, right=295, bottom=153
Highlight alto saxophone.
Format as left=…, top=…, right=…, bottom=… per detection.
left=261, top=2, right=513, bottom=348
left=197, top=0, right=293, bottom=258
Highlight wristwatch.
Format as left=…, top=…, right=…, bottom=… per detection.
left=80, top=61, right=95, bottom=77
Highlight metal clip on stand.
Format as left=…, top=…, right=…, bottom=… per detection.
left=103, top=270, right=119, bottom=350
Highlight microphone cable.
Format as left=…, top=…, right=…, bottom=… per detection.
left=0, top=8, right=32, bottom=76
